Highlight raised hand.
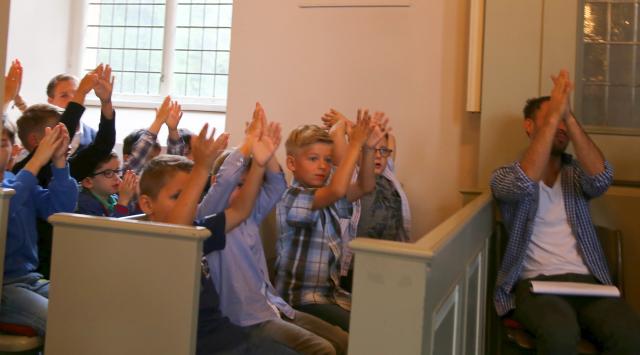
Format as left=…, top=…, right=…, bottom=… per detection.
left=94, top=64, right=114, bottom=103
left=26, top=124, right=63, bottom=174
left=548, top=69, right=572, bottom=122
left=3, top=59, right=23, bottom=109
left=155, top=96, right=172, bottom=123
left=165, top=100, right=183, bottom=131
left=118, top=170, right=139, bottom=206
left=365, top=111, right=388, bottom=148
left=77, top=66, right=100, bottom=97
left=245, top=102, right=266, bottom=140
left=321, top=108, right=352, bottom=129
left=191, top=124, right=230, bottom=172
left=252, top=122, right=282, bottom=166
left=51, top=124, right=71, bottom=168
left=349, top=109, right=373, bottom=147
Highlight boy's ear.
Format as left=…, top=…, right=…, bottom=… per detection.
left=80, top=177, right=94, bottom=189
left=47, top=97, right=54, bottom=105
left=138, top=194, right=154, bottom=215
left=27, top=133, right=39, bottom=152
left=286, top=154, right=296, bottom=172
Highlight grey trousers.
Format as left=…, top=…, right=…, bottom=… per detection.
left=247, top=310, right=348, bottom=355
left=513, top=273, right=640, bottom=355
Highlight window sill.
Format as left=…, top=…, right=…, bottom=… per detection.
left=84, top=95, right=227, bottom=113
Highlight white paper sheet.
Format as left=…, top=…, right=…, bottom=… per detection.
left=530, top=281, right=620, bottom=297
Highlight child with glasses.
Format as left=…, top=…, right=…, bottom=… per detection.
left=321, top=109, right=411, bottom=292
left=321, top=108, right=410, bottom=242
left=75, top=152, right=139, bottom=217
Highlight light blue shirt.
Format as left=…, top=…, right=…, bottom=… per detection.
left=198, top=150, right=294, bottom=326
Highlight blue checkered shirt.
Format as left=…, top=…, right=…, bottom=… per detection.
left=490, top=154, right=614, bottom=316
left=275, top=181, right=353, bottom=310
left=123, top=130, right=185, bottom=174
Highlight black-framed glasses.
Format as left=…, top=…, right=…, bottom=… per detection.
left=90, top=169, right=122, bottom=179
left=374, top=147, right=393, bottom=157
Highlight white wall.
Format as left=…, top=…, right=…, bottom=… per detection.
left=6, top=0, right=72, bottom=106
left=226, top=0, right=479, bottom=239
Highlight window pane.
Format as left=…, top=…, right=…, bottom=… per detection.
left=112, top=27, right=125, bottom=48
left=216, top=52, right=229, bottom=74
left=219, top=4, right=233, bottom=27
left=607, top=86, right=633, bottom=127
left=611, top=3, right=635, bottom=42
left=201, top=74, right=215, bottom=97
left=83, top=1, right=165, bottom=96
left=173, top=2, right=232, bottom=99
left=121, top=72, right=135, bottom=94
left=609, top=44, right=634, bottom=85
left=123, top=50, right=137, bottom=71
left=203, top=28, right=218, bottom=50
left=135, top=73, right=150, bottom=94
left=217, top=28, right=231, bottom=50
left=581, top=85, right=607, bottom=126
left=214, top=75, right=228, bottom=99
left=584, top=3, right=607, bottom=42
left=174, top=73, right=187, bottom=95
left=186, top=74, right=201, bottom=96
left=202, top=52, right=216, bottom=74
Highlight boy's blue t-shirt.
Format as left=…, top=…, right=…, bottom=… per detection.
left=195, top=212, right=249, bottom=354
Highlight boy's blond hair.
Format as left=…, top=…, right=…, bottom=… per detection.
left=285, top=124, right=333, bottom=155
left=139, top=155, right=193, bottom=199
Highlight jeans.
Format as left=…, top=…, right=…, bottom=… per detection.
left=0, top=273, right=49, bottom=336
left=514, top=273, right=640, bottom=355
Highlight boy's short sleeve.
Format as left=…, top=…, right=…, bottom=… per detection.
left=285, top=187, right=320, bottom=226
left=334, top=197, right=353, bottom=219
left=196, top=213, right=227, bottom=254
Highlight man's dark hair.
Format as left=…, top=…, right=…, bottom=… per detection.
left=123, top=129, right=160, bottom=156
left=523, top=96, right=551, bottom=119
left=46, top=74, right=78, bottom=98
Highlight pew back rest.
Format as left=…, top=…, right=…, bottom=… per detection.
left=0, top=188, right=16, bottom=300
left=45, top=213, right=210, bottom=355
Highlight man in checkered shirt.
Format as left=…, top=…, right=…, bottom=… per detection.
left=491, top=70, right=640, bottom=354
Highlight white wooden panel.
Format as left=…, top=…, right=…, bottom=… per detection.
left=463, top=252, right=483, bottom=355
left=0, top=189, right=16, bottom=300
left=350, top=193, right=493, bottom=355
left=431, top=284, right=460, bottom=354
left=46, top=213, right=210, bottom=355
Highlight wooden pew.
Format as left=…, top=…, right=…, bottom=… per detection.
left=45, top=213, right=211, bottom=355
left=348, top=192, right=493, bottom=355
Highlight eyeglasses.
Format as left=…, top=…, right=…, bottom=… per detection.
left=91, top=169, right=122, bottom=179
left=374, top=147, right=393, bottom=157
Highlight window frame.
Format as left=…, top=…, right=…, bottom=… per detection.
left=575, top=0, right=640, bottom=136
left=70, top=0, right=230, bottom=113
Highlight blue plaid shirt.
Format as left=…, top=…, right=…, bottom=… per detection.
left=123, top=130, right=185, bottom=174
left=275, top=181, right=352, bottom=310
left=490, top=154, right=614, bottom=316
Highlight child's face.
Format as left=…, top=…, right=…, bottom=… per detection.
left=0, top=132, right=11, bottom=172
left=287, top=143, right=333, bottom=188
left=82, top=157, right=122, bottom=197
left=373, top=137, right=390, bottom=175
left=141, top=171, right=190, bottom=223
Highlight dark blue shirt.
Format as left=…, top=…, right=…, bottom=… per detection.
left=195, top=213, right=248, bottom=354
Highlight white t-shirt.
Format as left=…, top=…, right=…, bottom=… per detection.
left=520, top=174, right=591, bottom=279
